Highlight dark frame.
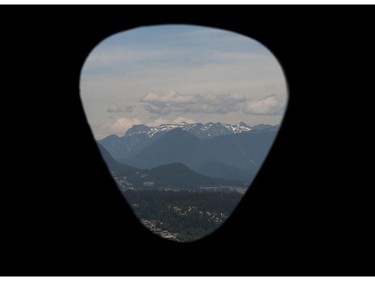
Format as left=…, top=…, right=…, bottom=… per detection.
left=1, top=5, right=374, bottom=276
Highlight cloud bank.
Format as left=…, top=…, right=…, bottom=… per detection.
left=107, top=104, right=134, bottom=113
left=141, top=91, right=247, bottom=115
left=141, top=91, right=285, bottom=116
left=243, top=95, right=285, bottom=115
left=98, top=117, right=142, bottom=138
left=97, top=116, right=197, bottom=139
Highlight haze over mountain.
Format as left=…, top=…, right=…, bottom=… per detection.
left=98, top=144, right=243, bottom=190
left=99, top=122, right=253, bottom=162
left=98, top=122, right=278, bottom=183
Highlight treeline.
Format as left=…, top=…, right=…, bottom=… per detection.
left=123, top=190, right=243, bottom=242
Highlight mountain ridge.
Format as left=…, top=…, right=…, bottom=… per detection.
left=97, top=144, right=244, bottom=190
left=98, top=122, right=279, bottom=182
left=123, top=121, right=253, bottom=139
left=98, top=122, right=278, bottom=162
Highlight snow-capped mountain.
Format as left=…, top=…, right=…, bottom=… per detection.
left=98, top=122, right=279, bottom=169
left=124, top=121, right=252, bottom=139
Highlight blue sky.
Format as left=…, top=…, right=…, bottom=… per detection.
left=80, top=24, right=288, bottom=140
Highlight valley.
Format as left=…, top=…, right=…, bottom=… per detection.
left=97, top=121, right=278, bottom=242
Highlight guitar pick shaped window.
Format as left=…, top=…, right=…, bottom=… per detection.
left=80, top=24, right=288, bottom=242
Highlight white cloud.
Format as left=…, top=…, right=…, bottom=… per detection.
left=243, top=95, right=285, bottom=115
left=141, top=91, right=197, bottom=105
left=146, top=117, right=169, bottom=127
left=142, top=117, right=196, bottom=128
left=95, top=115, right=198, bottom=139
left=107, top=104, right=134, bottom=113
left=141, top=91, right=247, bottom=115
left=98, top=117, right=142, bottom=138
left=172, top=117, right=196, bottom=124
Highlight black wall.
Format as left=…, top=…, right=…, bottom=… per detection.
left=1, top=5, right=373, bottom=276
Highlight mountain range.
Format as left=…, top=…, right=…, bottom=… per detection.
left=99, top=122, right=257, bottom=162
left=98, top=144, right=244, bottom=190
left=98, top=122, right=279, bottom=183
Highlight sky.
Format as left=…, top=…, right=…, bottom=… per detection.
left=80, top=24, right=288, bottom=140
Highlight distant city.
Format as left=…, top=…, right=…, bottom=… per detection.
left=98, top=121, right=279, bottom=242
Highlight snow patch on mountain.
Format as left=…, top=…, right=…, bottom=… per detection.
left=124, top=122, right=253, bottom=139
